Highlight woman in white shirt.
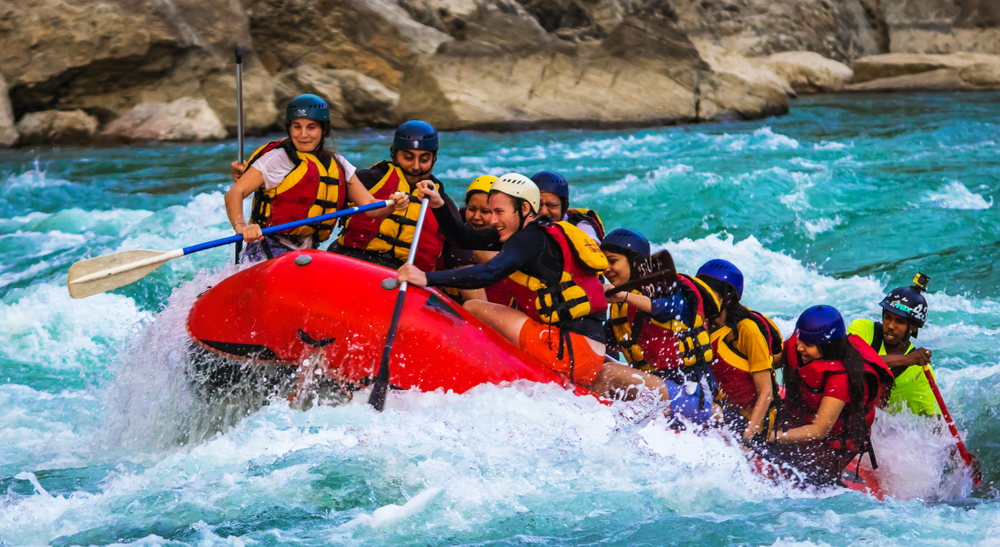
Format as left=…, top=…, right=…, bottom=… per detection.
left=225, top=94, right=407, bottom=262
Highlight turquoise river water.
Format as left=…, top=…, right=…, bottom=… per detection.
left=1, top=93, right=998, bottom=546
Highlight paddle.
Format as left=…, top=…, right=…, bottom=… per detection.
left=604, top=250, right=678, bottom=296
left=234, top=45, right=246, bottom=264
left=66, top=199, right=393, bottom=299
left=368, top=195, right=432, bottom=412
left=920, top=363, right=984, bottom=486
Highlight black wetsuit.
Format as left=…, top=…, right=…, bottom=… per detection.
left=424, top=206, right=605, bottom=343
left=328, top=161, right=460, bottom=268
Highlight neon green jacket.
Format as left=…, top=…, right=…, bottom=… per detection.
left=847, top=318, right=941, bottom=416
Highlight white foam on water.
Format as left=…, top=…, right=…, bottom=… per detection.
left=726, top=127, right=801, bottom=151
left=0, top=283, right=151, bottom=371
left=0, top=160, right=72, bottom=193
left=814, top=141, right=850, bottom=150
left=869, top=409, right=974, bottom=501
left=924, top=180, right=994, bottom=210
left=798, top=215, right=844, bottom=238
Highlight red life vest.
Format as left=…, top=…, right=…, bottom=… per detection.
left=506, top=222, right=608, bottom=326
left=247, top=139, right=346, bottom=242
left=710, top=311, right=781, bottom=410
left=337, top=161, right=445, bottom=271
left=783, top=333, right=894, bottom=449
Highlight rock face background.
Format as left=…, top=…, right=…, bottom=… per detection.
left=0, top=0, right=998, bottom=145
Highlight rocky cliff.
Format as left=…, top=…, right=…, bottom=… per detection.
left=1, top=0, right=997, bottom=145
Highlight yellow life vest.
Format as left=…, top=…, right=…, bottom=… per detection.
left=247, top=139, right=345, bottom=242
left=641, top=274, right=719, bottom=370
left=566, top=208, right=606, bottom=240
left=507, top=221, right=609, bottom=325
left=337, top=161, right=445, bottom=271
left=609, top=294, right=648, bottom=368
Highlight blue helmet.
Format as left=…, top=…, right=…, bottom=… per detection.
left=795, top=305, right=847, bottom=345
left=286, top=94, right=330, bottom=123
left=393, top=120, right=438, bottom=152
left=531, top=171, right=569, bottom=199
left=696, top=259, right=744, bottom=300
left=601, top=228, right=650, bottom=258
left=879, top=286, right=928, bottom=328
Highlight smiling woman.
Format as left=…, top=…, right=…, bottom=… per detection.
left=223, top=94, right=405, bottom=262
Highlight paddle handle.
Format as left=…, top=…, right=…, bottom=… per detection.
left=182, top=200, right=392, bottom=256
left=921, top=364, right=974, bottom=466
left=236, top=45, right=245, bottom=165
left=369, top=196, right=432, bottom=411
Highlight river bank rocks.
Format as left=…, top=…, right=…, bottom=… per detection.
left=274, top=66, right=399, bottom=130
left=848, top=53, right=1000, bottom=91
left=15, top=110, right=99, bottom=146
left=98, top=98, right=228, bottom=143
left=1, top=0, right=998, bottom=145
left=0, top=76, right=17, bottom=148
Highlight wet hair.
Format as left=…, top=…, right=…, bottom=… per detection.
left=696, top=274, right=740, bottom=323
left=602, top=244, right=655, bottom=294
left=784, top=337, right=880, bottom=447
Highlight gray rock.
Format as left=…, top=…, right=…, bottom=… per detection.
left=762, top=51, right=854, bottom=93
left=0, top=0, right=274, bottom=133
left=15, top=109, right=99, bottom=146
left=850, top=52, right=1000, bottom=90
left=398, top=15, right=788, bottom=130
left=0, top=76, right=17, bottom=148
left=275, top=65, right=399, bottom=129
left=99, top=98, right=228, bottom=143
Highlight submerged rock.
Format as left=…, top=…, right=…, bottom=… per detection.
left=274, top=65, right=399, bottom=129
left=15, top=110, right=99, bottom=146
left=99, top=98, right=227, bottom=143
left=849, top=53, right=1000, bottom=91
left=0, top=76, right=17, bottom=148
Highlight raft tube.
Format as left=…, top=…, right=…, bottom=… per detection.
left=187, top=250, right=576, bottom=395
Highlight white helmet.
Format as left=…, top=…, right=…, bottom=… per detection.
left=491, top=173, right=540, bottom=214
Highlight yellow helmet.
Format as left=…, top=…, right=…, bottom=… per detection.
left=466, top=175, right=497, bottom=198
left=491, top=173, right=540, bottom=214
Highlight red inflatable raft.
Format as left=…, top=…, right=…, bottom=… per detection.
left=187, top=250, right=571, bottom=394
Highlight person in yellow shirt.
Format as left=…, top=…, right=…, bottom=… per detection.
left=695, top=259, right=782, bottom=444
left=847, top=274, right=940, bottom=416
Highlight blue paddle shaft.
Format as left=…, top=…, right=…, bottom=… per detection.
left=181, top=200, right=392, bottom=255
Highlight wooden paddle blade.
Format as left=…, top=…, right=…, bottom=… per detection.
left=649, top=250, right=677, bottom=281
left=67, top=249, right=180, bottom=299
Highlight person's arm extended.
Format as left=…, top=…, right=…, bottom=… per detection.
left=605, top=289, right=653, bottom=313
left=225, top=167, right=265, bottom=242
left=769, top=396, right=845, bottom=443
left=423, top=230, right=539, bottom=289
left=744, top=370, right=774, bottom=440
left=344, top=173, right=407, bottom=218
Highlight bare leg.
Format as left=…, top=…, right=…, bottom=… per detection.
left=464, top=300, right=530, bottom=345
left=589, top=362, right=672, bottom=406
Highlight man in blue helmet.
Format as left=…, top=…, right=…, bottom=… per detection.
left=531, top=171, right=604, bottom=243
left=329, top=120, right=461, bottom=271
left=847, top=274, right=941, bottom=416
left=225, top=94, right=407, bottom=262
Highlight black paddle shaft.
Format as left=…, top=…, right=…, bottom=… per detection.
left=368, top=195, right=432, bottom=411
left=368, top=286, right=408, bottom=411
